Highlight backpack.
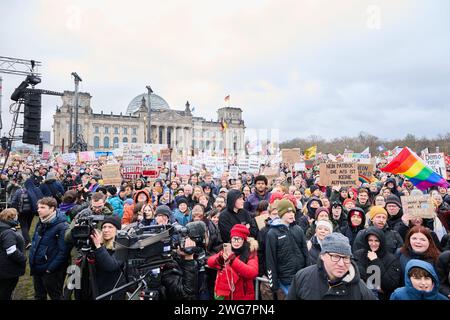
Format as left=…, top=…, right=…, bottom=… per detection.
left=18, top=189, right=33, bottom=214
left=47, top=182, right=63, bottom=205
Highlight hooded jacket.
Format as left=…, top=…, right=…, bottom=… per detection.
left=340, top=207, right=366, bottom=246
left=353, top=221, right=403, bottom=254
left=218, top=189, right=258, bottom=243
left=122, top=189, right=152, bottom=225
left=207, top=238, right=259, bottom=300
left=390, top=259, right=448, bottom=300
left=330, top=202, right=349, bottom=231
left=0, top=220, right=26, bottom=279
left=286, top=257, right=377, bottom=300
left=265, top=217, right=309, bottom=291
left=298, top=197, right=323, bottom=234
left=244, top=190, right=271, bottom=214
left=385, top=178, right=402, bottom=198
left=39, top=178, right=65, bottom=202
left=29, top=212, right=69, bottom=275
left=353, top=227, right=402, bottom=299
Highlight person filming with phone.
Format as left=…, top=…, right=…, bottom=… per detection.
left=207, top=224, right=258, bottom=300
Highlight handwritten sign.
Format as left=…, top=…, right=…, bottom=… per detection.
left=281, top=148, right=301, bottom=164
left=343, top=152, right=371, bottom=164
left=177, top=164, right=191, bottom=177
left=357, top=164, right=375, bottom=182
left=424, top=153, right=447, bottom=180
left=229, top=166, right=239, bottom=179
left=294, top=162, right=306, bottom=172
left=101, top=164, right=122, bottom=186
left=319, top=163, right=358, bottom=187
left=401, top=195, right=435, bottom=219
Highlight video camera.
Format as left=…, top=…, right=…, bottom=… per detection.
left=172, top=221, right=206, bottom=255
left=71, top=210, right=105, bottom=251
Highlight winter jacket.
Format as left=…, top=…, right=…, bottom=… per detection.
left=244, top=191, right=271, bottom=214
left=160, top=256, right=199, bottom=300
left=173, top=209, right=192, bottom=226
left=257, top=217, right=273, bottom=276
left=0, top=220, right=26, bottom=279
left=107, top=196, right=124, bottom=218
left=218, top=189, right=258, bottom=243
left=436, top=202, right=450, bottom=231
left=394, top=219, right=442, bottom=250
left=385, top=178, right=402, bottom=198
left=387, top=209, right=404, bottom=231
left=205, top=219, right=222, bottom=255
left=58, top=202, right=77, bottom=222
left=390, top=259, right=448, bottom=300
left=207, top=238, right=259, bottom=300
left=265, top=218, right=309, bottom=291
left=39, top=178, right=65, bottom=202
left=340, top=207, right=366, bottom=246
left=353, top=223, right=403, bottom=254
left=286, top=258, right=377, bottom=300
left=355, top=199, right=371, bottom=214
left=307, top=235, right=322, bottom=266
left=436, top=250, right=450, bottom=297
left=18, top=178, right=44, bottom=213
left=122, top=189, right=152, bottom=225
left=298, top=197, right=323, bottom=234
left=29, top=212, right=69, bottom=275
left=353, top=227, right=402, bottom=299
left=93, top=246, right=126, bottom=300
left=396, top=247, right=438, bottom=277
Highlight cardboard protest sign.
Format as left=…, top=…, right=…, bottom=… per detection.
left=160, top=149, right=171, bottom=162
left=281, top=148, right=301, bottom=164
left=357, top=164, right=375, bottom=182
left=122, top=143, right=143, bottom=180
left=424, top=153, right=447, bottom=180
left=101, top=164, right=122, bottom=186
left=401, top=195, right=435, bottom=219
left=319, top=163, right=358, bottom=187
left=255, top=213, right=269, bottom=230
left=61, top=153, right=77, bottom=164
left=79, top=151, right=96, bottom=162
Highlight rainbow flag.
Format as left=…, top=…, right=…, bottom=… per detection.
left=381, top=147, right=449, bottom=190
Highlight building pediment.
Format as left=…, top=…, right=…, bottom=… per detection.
left=152, top=110, right=191, bottom=123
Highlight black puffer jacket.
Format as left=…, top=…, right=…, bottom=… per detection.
left=353, top=223, right=403, bottom=254
left=353, top=227, right=402, bottom=300
left=0, top=220, right=26, bottom=279
left=160, top=256, right=199, bottom=300
left=93, top=246, right=126, bottom=300
left=307, top=235, right=322, bottom=266
left=436, top=250, right=450, bottom=297
left=265, top=218, right=309, bottom=291
left=340, top=207, right=366, bottom=246
left=218, top=189, right=258, bottom=243
left=298, top=197, right=323, bottom=234
left=286, top=258, right=377, bottom=300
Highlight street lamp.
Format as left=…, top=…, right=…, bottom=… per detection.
left=146, top=85, right=153, bottom=144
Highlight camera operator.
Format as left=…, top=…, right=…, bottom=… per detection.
left=154, top=205, right=199, bottom=300
left=89, top=215, right=126, bottom=300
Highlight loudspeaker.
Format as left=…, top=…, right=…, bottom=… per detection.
left=22, top=93, right=41, bottom=145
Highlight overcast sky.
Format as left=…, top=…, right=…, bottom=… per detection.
left=1, top=0, right=449, bottom=144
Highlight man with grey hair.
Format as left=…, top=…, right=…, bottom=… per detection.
left=287, top=233, right=377, bottom=300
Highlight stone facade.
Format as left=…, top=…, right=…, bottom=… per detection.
left=52, top=91, right=246, bottom=156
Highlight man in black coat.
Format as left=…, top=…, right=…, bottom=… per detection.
left=218, top=189, right=258, bottom=243
left=287, top=233, right=377, bottom=300
left=385, top=195, right=404, bottom=230
left=266, top=199, right=309, bottom=299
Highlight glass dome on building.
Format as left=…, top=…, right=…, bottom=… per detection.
left=126, top=93, right=170, bottom=114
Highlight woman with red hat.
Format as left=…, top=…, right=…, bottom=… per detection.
left=207, top=224, right=258, bottom=300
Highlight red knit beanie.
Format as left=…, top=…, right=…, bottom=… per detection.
left=230, top=224, right=250, bottom=241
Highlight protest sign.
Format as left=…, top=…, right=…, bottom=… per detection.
left=229, top=166, right=239, bottom=179
left=401, top=195, right=435, bottom=219
left=343, top=152, right=371, bottom=164
left=79, top=151, right=96, bottom=162
left=61, top=153, right=77, bottom=164
left=357, top=164, right=375, bottom=183
left=319, top=163, right=358, bottom=187
left=122, top=143, right=143, bottom=179
left=281, top=148, right=301, bottom=164
left=101, top=164, right=122, bottom=186
left=41, top=143, right=53, bottom=160
left=177, top=164, right=191, bottom=177
left=160, top=149, right=171, bottom=162
left=255, top=213, right=269, bottom=230
left=424, top=153, right=447, bottom=179
left=294, top=162, right=306, bottom=172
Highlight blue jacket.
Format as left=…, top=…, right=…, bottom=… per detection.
left=390, top=259, right=449, bottom=300
left=107, top=196, right=124, bottom=218
left=29, top=212, right=69, bottom=275
left=173, top=209, right=192, bottom=226
left=244, top=191, right=271, bottom=213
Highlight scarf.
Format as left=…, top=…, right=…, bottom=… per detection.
left=40, top=211, right=57, bottom=224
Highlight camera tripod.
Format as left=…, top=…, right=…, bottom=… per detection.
left=64, top=248, right=99, bottom=300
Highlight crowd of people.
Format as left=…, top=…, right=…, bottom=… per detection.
left=0, top=157, right=449, bottom=300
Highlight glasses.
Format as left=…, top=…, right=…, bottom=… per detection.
left=92, top=205, right=104, bottom=209
left=327, top=253, right=351, bottom=264
left=231, top=237, right=244, bottom=243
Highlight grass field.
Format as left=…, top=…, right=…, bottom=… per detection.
left=12, top=216, right=38, bottom=300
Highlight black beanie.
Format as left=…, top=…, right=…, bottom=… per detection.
left=101, top=215, right=122, bottom=230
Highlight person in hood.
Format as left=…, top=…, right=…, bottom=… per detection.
left=29, top=197, right=69, bottom=300
left=385, top=195, right=404, bottom=230
left=340, top=207, right=366, bottom=246
left=330, top=201, right=348, bottom=232
left=173, top=196, right=192, bottom=226
left=0, top=208, right=26, bottom=300
left=287, top=233, right=377, bottom=300
left=218, top=189, right=257, bottom=243
left=353, top=227, right=402, bottom=300
left=265, top=199, right=309, bottom=299
left=207, top=224, right=258, bottom=300
left=298, top=197, right=322, bottom=234
left=329, top=186, right=350, bottom=204
left=305, top=207, right=331, bottom=240
left=39, top=171, right=65, bottom=205
left=390, top=259, right=448, bottom=300
left=384, top=177, right=402, bottom=198
left=106, top=186, right=124, bottom=218
left=244, top=175, right=271, bottom=214
left=121, top=189, right=152, bottom=226
left=353, top=206, right=403, bottom=254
